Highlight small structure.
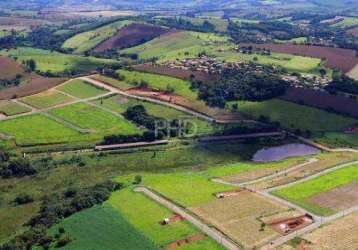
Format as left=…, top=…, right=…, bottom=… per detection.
left=160, top=214, right=184, bottom=225
left=269, top=214, right=314, bottom=235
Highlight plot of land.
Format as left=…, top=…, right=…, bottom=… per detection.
left=94, top=23, right=169, bottom=52
left=0, top=100, right=31, bottom=116
left=192, top=191, right=291, bottom=249
left=245, top=43, right=358, bottom=73
left=20, top=89, right=74, bottom=108
left=57, top=79, right=108, bottom=99
left=0, top=114, right=83, bottom=146
left=273, top=163, right=358, bottom=215
left=0, top=56, right=25, bottom=80
left=49, top=102, right=141, bottom=136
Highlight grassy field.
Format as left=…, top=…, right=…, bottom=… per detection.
left=57, top=79, right=108, bottom=99
left=108, top=188, right=224, bottom=249
left=0, top=47, right=118, bottom=74
left=46, top=205, right=158, bottom=250
left=0, top=114, right=83, bottom=146
left=0, top=100, right=31, bottom=116
left=20, top=90, right=74, bottom=109
left=49, top=102, right=141, bottom=136
left=273, top=164, right=358, bottom=215
left=228, top=99, right=357, bottom=132
left=314, top=132, right=358, bottom=149
left=122, top=31, right=228, bottom=62
left=332, top=17, right=358, bottom=28
left=62, top=20, right=133, bottom=54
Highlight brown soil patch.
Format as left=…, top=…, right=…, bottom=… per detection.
left=243, top=43, right=358, bottom=73
left=0, top=76, right=66, bottom=100
left=94, top=23, right=169, bottom=52
left=269, top=215, right=314, bottom=235
left=166, top=234, right=206, bottom=249
left=281, top=87, right=358, bottom=118
left=308, top=182, right=358, bottom=211
left=133, top=63, right=220, bottom=83
left=0, top=56, right=25, bottom=80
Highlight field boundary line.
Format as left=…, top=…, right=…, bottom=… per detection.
left=134, top=186, right=241, bottom=250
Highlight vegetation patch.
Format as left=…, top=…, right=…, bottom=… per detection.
left=20, top=90, right=74, bottom=109
left=0, top=100, right=31, bottom=116
left=57, top=79, right=108, bottom=99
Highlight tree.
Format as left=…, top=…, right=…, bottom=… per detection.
left=25, top=59, right=36, bottom=72
left=133, top=175, right=142, bottom=184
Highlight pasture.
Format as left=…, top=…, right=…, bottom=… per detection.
left=0, top=47, right=118, bottom=74
left=0, top=100, right=30, bottom=116
left=47, top=205, right=158, bottom=250
left=0, top=114, right=82, bottom=146
left=57, top=79, right=108, bottom=99
left=273, top=164, right=358, bottom=215
left=49, top=102, right=141, bottom=136
left=229, top=99, right=357, bottom=132
left=20, top=89, right=74, bottom=109
left=62, top=20, right=133, bottom=54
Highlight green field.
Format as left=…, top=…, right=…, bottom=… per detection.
left=313, top=132, right=358, bottom=149
left=57, top=79, right=108, bottom=99
left=0, top=47, right=118, bottom=74
left=63, top=20, right=133, bottom=54
left=20, top=90, right=74, bottom=109
left=0, top=114, right=83, bottom=146
left=108, top=188, right=224, bottom=249
left=49, top=102, right=141, bottom=136
left=0, top=100, right=31, bottom=116
left=332, top=17, right=358, bottom=28
left=273, top=164, right=358, bottom=215
left=228, top=99, right=357, bottom=132
left=47, top=205, right=158, bottom=250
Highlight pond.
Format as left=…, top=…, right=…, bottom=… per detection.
left=252, top=143, right=320, bottom=162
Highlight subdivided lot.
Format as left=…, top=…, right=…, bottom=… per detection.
left=273, top=163, right=358, bottom=216
left=46, top=204, right=158, bottom=250
left=228, top=99, right=357, bottom=132
left=57, top=79, right=108, bottom=99
left=20, top=89, right=74, bottom=109
left=49, top=102, right=141, bottom=137
left=299, top=211, right=358, bottom=249
left=94, top=23, right=169, bottom=52
left=245, top=43, right=358, bottom=73
left=107, top=189, right=223, bottom=249
left=0, top=114, right=83, bottom=146
left=62, top=20, right=133, bottom=54
left=0, top=47, right=118, bottom=74
left=192, top=191, right=292, bottom=249
left=92, top=94, right=215, bottom=135
left=0, top=100, right=31, bottom=116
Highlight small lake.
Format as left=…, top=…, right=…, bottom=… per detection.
left=252, top=143, right=320, bottom=162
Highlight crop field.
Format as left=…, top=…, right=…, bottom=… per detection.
left=0, top=47, right=118, bottom=74
left=192, top=191, right=290, bottom=249
left=122, top=30, right=228, bottom=61
left=94, top=23, right=169, bottom=52
left=0, top=100, right=31, bottom=116
left=300, top=211, right=358, bottom=249
left=47, top=205, right=158, bottom=250
left=108, top=188, right=224, bottom=249
left=57, top=79, right=108, bottom=99
left=246, top=43, right=358, bottom=73
left=20, top=89, right=74, bottom=108
left=229, top=99, right=357, bottom=132
left=62, top=20, right=133, bottom=54
left=273, top=163, right=358, bottom=215
left=348, top=64, right=358, bottom=80
left=49, top=102, right=141, bottom=136
left=0, top=114, right=83, bottom=146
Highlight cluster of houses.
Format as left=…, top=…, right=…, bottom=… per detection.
left=282, top=74, right=330, bottom=90
left=162, top=55, right=246, bottom=74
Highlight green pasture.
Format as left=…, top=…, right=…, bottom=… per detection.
left=273, top=164, right=358, bottom=215
left=49, top=102, right=141, bottom=136
left=313, top=132, right=358, bottom=149
left=57, top=79, right=108, bottom=99
left=0, top=100, right=31, bottom=116
left=20, top=90, right=74, bottom=109
left=62, top=20, right=133, bottom=54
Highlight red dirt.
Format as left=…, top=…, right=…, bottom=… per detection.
left=280, top=87, right=358, bottom=118
left=243, top=43, right=358, bottom=73
left=166, top=234, right=206, bottom=249
left=269, top=215, right=314, bottom=235
left=94, top=23, right=169, bottom=52
left=0, top=76, right=66, bottom=100
left=0, top=56, right=26, bottom=80
left=133, top=63, right=220, bottom=83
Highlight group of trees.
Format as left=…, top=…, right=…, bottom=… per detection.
left=153, top=17, right=216, bottom=33
left=192, top=67, right=288, bottom=108
left=0, top=157, right=36, bottom=179
left=325, top=75, right=358, bottom=95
